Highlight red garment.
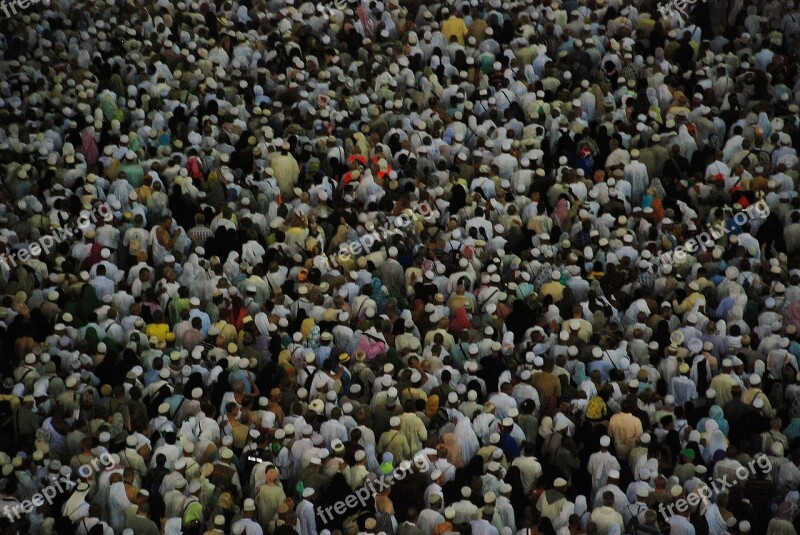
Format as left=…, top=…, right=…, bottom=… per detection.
left=227, top=295, right=248, bottom=331
left=348, top=155, right=367, bottom=166
left=450, top=308, right=472, bottom=336
left=82, top=242, right=103, bottom=271
left=186, top=157, right=204, bottom=184
left=80, top=130, right=99, bottom=168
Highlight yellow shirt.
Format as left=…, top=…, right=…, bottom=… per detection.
left=442, top=16, right=469, bottom=45
left=540, top=281, right=565, bottom=302
left=671, top=291, right=703, bottom=314
left=145, top=323, right=171, bottom=342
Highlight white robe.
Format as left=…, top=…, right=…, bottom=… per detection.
left=623, top=160, right=649, bottom=206
left=108, top=481, right=132, bottom=532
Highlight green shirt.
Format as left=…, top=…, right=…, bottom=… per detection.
left=183, top=500, right=203, bottom=524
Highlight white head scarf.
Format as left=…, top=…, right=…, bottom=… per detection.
left=62, top=486, right=90, bottom=522
left=254, top=311, right=271, bottom=337
left=454, top=415, right=479, bottom=463
left=703, top=429, right=728, bottom=463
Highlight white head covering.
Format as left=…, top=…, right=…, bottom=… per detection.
left=454, top=415, right=480, bottom=463
left=63, top=484, right=91, bottom=522
left=254, top=311, right=271, bottom=337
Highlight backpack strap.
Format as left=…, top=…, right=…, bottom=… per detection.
left=172, top=397, right=187, bottom=421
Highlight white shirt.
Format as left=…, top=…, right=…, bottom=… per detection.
left=297, top=499, right=317, bottom=535
left=231, top=517, right=264, bottom=535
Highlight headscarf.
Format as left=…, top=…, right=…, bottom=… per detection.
left=551, top=198, right=570, bottom=229
left=425, top=395, right=439, bottom=419
left=371, top=278, right=387, bottom=311
left=62, top=486, right=90, bottom=522
left=574, top=495, right=590, bottom=530
left=703, top=428, right=728, bottom=464
left=254, top=311, right=271, bottom=337
left=715, top=297, right=736, bottom=319
left=81, top=127, right=99, bottom=167
left=572, top=361, right=588, bottom=386
left=442, top=432, right=465, bottom=468
left=785, top=302, right=800, bottom=332
left=655, top=47, right=668, bottom=74
left=380, top=10, right=395, bottom=35
left=356, top=4, right=374, bottom=37
left=454, top=415, right=480, bottom=463
left=778, top=500, right=794, bottom=520
left=450, top=308, right=473, bottom=336
left=224, top=251, right=241, bottom=281
left=301, top=317, right=316, bottom=341
left=75, top=283, right=103, bottom=323
left=701, top=405, right=729, bottom=436
left=757, top=112, right=772, bottom=138
left=677, top=124, right=698, bottom=161
left=539, top=416, right=554, bottom=440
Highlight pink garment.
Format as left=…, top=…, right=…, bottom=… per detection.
left=443, top=433, right=465, bottom=468
left=551, top=198, right=569, bottom=229
left=357, top=336, right=386, bottom=361
left=786, top=302, right=800, bottom=332
left=357, top=5, right=374, bottom=36
left=80, top=130, right=99, bottom=168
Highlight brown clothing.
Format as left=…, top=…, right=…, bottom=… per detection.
left=530, top=372, right=562, bottom=417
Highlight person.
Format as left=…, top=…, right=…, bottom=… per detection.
left=232, top=498, right=264, bottom=535
left=297, top=488, right=317, bottom=535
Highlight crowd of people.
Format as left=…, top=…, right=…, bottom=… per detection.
left=2, top=0, right=800, bottom=534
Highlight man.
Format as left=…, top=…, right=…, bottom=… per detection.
left=256, top=468, right=286, bottom=527
left=441, top=8, right=469, bottom=45
left=708, top=359, right=737, bottom=406
left=666, top=505, right=696, bottom=535
left=536, top=479, right=569, bottom=523
left=608, top=399, right=644, bottom=461
left=743, top=374, right=776, bottom=418
left=588, top=435, right=620, bottom=501
left=417, top=495, right=445, bottom=535
left=271, top=141, right=300, bottom=198
left=125, top=501, right=159, bottom=535
left=451, top=487, right=479, bottom=524
left=297, top=487, right=317, bottom=535
left=398, top=507, right=423, bottom=535
left=470, top=506, right=499, bottom=535
left=590, top=491, right=624, bottom=535
left=231, top=498, right=263, bottom=535
left=378, top=416, right=412, bottom=462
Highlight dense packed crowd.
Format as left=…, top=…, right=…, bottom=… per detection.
left=2, top=0, right=800, bottom=534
